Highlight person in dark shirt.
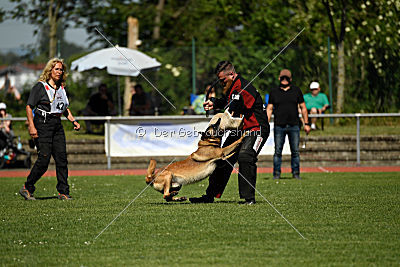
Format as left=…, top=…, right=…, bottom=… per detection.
left=189, top=61, right=269, bottom=205
left=19, top=58, right=80, bottom=201
left=0, top=72, right=11, bottom=95
left=129, top=84, right=153, bottom=115
left=83, top=83, right=115, bottom=133
left=266, top=69, right=310, bottom=180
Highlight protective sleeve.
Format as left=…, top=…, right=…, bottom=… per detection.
left=210, top=96, right=227, bottom=110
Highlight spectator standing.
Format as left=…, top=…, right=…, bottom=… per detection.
left=303, top=81, right=330, bottom=130
left=7, top=85, right=21, bottom=101
left=266, top=69, right=311, bottom=180
left=82, top=83, right=115, bottom=133
left=19, top=58, right=80, bottom=201
left=129, top=84, right=153, bottom=115
left=0, top=72, right=11, bottom=96
left=0, top=72, right=21, bottom=101
left=0, top=102, right=14, bottom=149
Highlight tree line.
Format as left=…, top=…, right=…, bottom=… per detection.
left=1, top=0, right=399, bottom=115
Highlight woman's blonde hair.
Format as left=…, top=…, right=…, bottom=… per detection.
left=39, top=58, right=68, bottom=86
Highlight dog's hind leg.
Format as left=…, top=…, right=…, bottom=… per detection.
left=146, top=159, right=157, bottom=184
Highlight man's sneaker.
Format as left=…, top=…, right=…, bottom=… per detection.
left=239, top=199, right=256, bottom=205
left=58, top=193, right=72, bottom=200
left=273, top=175, right=280, bottom=180
left=189, top=194, right=214, bottom=203
left=293, top=173, right=301, bottom=179
left=19, top=185, right=36, bottom=200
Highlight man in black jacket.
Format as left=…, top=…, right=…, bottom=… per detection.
left=266, top=69, right=311, bottom=180
left=190, top=61, right=269, bottom=205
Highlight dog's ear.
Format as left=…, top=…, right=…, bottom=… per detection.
left=212, top=118, right=221, bottom=131
left=201, top=125, right=213, bottom=139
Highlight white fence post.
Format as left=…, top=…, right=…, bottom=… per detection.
left=106, top=117, right=111, bottom=170
left=356, top=113, right=361, bottom=165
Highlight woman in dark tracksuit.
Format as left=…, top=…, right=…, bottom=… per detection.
left=19, top=58, right=80, bottom=201
left=190, top=61, right=270, bottom=205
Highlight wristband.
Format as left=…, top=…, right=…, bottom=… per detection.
left=304, top=122, right=311, bottom=126
left=71, top=120, right=77, bottom=125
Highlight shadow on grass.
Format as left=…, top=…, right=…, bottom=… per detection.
left=147, top=201, right=192, bottom=205
left=147, top=199, right=239, bottom=205
left=264, top=177, right=303, bottom=180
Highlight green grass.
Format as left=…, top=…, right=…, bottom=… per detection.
left=1, top=172, right=400, bottom=266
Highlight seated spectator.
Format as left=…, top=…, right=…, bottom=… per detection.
left=192, top=85, right=216, bottom=115
left=82, top=83, right=116, bottom=134
left=129, top=84, right=153, bottom=115
left=303, top=81, right=330, bottom=130
left=0, top=102, right=14, bottom=149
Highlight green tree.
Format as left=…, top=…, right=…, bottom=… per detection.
left=8, top=0, right=79, bottom=58
left=74, top=0, right=310, bottom=113
left=322, top=0, right=347, bottom=113
left=346, top=0, right=400, bottom=112
left=287, top=0, right=400, bottom=112
left=0, top=8, right=5, bottom=23
left=64, top=0, right=400, bottom=113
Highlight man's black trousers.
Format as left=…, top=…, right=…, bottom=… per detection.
left=205, top=131, right=267, bottom=200
left=25, top=115, right=69, bottom=194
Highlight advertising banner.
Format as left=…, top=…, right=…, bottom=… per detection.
left=106, top=121, right=290, bottom=157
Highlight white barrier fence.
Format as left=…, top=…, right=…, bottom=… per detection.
left=4, top=113, right=400, bottom=169
left=100, top=116, right=289, bottom=169
left=105, top=121, right=289, bottom=157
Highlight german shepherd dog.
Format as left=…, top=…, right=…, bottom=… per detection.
left=145, top=110, right=244, bottom=202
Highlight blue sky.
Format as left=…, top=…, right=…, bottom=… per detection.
left=0, top=1, right=89, bottom=51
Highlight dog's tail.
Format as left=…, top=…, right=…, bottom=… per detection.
left=146, top=159, right=157, bottom=184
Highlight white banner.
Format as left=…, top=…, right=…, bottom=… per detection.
left=105, top=121, right=290, bottom=157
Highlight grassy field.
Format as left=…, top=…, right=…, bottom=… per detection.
left=1, top=172, right=399, bottom=266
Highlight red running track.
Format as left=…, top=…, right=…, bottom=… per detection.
left=0, top=166, right=399, bottom=178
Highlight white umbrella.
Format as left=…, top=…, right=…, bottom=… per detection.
left=70, top=46, right=161, bottom=115
left=70, top=46, right=161, bottom=76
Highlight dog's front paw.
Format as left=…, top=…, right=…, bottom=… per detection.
left=165, top=196, right=187, bottom=202
left=164, top=194, right=173, bottom=202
